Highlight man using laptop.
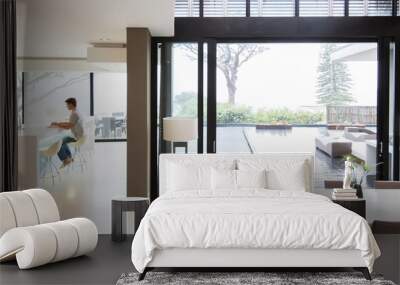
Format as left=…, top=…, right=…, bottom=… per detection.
left=50, top=97, right=84, bottom=168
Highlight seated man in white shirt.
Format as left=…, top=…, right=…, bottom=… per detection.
left=50, top=97, right=84, bottom=168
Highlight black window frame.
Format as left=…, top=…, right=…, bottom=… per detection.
left=151, top=17, right=400, bottom=200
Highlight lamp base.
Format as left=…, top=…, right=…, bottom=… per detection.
left=172, top=142, right=188, bottom=154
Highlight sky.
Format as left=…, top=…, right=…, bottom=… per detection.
left=172, top=43, right=378, bottom=111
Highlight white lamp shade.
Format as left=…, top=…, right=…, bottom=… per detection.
left=163, top=117, right=198, bottom=142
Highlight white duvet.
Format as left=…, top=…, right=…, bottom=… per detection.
left=131, top=190, right=380, bottom=273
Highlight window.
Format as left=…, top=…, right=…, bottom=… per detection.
left=93, top=73, right=127, bottom=140
left=171, top=43, right=199, bottom=153
left=215, top=43, right=378, bottom=188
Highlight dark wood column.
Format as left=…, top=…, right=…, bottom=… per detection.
left=126, top=28, right=151, bottom=197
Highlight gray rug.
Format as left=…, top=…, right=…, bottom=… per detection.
left=116, top=272, right=396, bottom=285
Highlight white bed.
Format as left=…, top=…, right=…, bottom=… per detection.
left=131, top=153, right=380, bottom=280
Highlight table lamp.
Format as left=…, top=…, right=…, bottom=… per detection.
left=163, top=117, right=198, bottom=153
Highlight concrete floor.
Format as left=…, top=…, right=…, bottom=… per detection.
left=0, top=235, right=134, bottom=285
left=1, top=234, right=398, bottom=284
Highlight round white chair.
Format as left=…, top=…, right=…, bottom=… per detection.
left=0, top=189, right=98, bottom=269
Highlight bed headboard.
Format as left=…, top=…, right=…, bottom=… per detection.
left=159, top=153, right=314, bottom=196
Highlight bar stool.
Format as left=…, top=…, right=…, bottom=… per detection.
left=70, top=135, right=87, bottom=172
left=39, top=140, right=62, bottom=185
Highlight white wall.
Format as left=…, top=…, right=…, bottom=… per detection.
left=16, top=0, right=174, bottom=58
left=92, top=142, right=127, bottom=233
left=52, top=142, right=126, bottom=234
left=21, top=70, right=127, bottom=234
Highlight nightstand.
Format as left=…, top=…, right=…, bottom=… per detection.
left=332, top=198, right=366, bottom=218
left=112, top=197, right=149, bottom=242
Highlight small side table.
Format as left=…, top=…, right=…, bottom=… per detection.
left=112, top=197, right=149, bottom=242
left=332, top=198, right=366, bottom=218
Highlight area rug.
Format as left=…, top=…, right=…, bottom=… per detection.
left=116, top=272, right=396, bottom=285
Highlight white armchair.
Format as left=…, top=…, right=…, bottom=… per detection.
left=0, top=189, right=98, bottom=269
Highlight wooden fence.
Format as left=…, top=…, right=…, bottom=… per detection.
left=326, top=106, right=376, bottom=125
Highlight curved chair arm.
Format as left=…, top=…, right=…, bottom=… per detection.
left=0, top=226, right=57, bottom=269
left=0, top=218, right=98, bottom=269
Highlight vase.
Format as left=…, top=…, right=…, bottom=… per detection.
left=352, top=183, right=363, bottom=198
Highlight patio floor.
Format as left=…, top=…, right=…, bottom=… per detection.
left=217, top=126, right=349, bottom=189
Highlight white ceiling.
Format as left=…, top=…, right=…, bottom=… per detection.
left=17, top=0, right=175, bottom=58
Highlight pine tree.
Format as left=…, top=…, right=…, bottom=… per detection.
left=316, top=44, right=354, bottom=106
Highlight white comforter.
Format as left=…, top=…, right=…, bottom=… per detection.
left=131, top=190, right=380, bottom=273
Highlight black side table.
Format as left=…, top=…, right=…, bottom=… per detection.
left=332, top=198, right=366, bottom=218
left=112, top=197, right=149, bottom=242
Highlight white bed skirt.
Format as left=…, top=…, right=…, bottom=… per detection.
left=148, top=248, right=366, bottom=268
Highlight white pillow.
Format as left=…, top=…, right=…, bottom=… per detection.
left=236, top=169, right=268, bottom=189
left=211, top=168, right=237, bottom=190
left=167, top=163, right=212, bottom=191
left=237, top=158, right=310, bottom=191
left=266, top=165, right=307, bottom=191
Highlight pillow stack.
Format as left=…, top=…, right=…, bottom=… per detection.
left=165, top=157, right=311, bottom=193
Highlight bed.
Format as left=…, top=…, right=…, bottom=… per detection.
left=131, top=153, right=380, bottom=280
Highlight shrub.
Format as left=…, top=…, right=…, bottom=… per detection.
left=217, top=104, right=324, bottom=125
left=217, top=103, right=254, bottom=124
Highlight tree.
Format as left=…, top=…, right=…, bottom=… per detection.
left=173, top=91, right=197, bottom=117
left=180, top=44, right=268, bottom=105
left=316, top=44, right=354, bottom=106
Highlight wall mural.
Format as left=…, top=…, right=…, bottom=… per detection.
left=21, top=72, right=94, bottom=202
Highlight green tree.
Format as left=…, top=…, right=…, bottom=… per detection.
left=316, top=44, right=354, bottom=106
left=173, top=91, right=197, bottom=117
left=180, top=44, right=268, bottom=105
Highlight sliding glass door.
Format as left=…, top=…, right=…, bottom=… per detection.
left=157, top=42, right=205, bottom=157
left=152, top=37, right=399, bottom=198
left=213, top=42, right=379, bottom=188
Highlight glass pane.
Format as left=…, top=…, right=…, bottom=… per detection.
left=157, top=43, right=198, bottom=154
left=216, top=43, right=378, bottom=189
left=17, top=72, right=24, bottom=129
left=204, top=43, right=208, bottom=153
left=94, top=73, right=127, bottom=140
left=389, top=42, right=396, bottom=179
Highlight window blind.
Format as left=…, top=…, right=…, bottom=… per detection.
left=250, top=0, right=295, bottom=17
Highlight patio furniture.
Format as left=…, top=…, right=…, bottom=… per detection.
left=315, top=135, right=352, bottom=158
left=327, top=124, right=366, bottom=130
left=102, top=117, right=117, bottom=138
left=344, top=127, right=376, bottom=142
